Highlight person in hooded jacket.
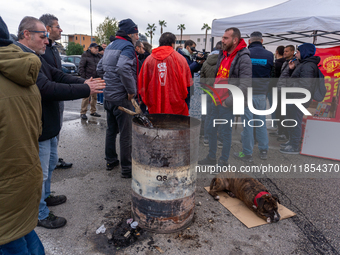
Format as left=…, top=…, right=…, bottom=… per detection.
left=279, top=43, right=320, bottom=154
left=198, top=27, right=252, bottom=167
left=138, top=32, right=192, bottom=115
left=0, top=17, right=45, bottom=254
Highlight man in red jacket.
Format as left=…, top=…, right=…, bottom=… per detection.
left=138, top=32, right=192, bottom=115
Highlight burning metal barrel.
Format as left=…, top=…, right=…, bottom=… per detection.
left=131, top=114, right=200, bottom=233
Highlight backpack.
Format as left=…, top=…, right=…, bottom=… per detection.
left=312, top=68, right=327, bottom=102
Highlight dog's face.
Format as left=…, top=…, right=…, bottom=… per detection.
left=255, top=194, right=281, bottom=223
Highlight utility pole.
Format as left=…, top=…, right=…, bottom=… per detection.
left=90, top=0, right=93, bottom=41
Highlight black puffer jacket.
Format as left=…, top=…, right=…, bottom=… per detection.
left=286, top=56, right=320, bottom=107
left=78, top=50, right=101, bottom=79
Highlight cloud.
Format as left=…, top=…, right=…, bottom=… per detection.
left=3, top=0, right=287, bottom=46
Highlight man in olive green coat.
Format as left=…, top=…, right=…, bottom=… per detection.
left=0, top=17, right=45, bottom=254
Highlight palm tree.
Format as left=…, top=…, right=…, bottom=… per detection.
left=159, top=20, right=167, bottom=35
left=146, top=23, right=156, bottom=45
left=177, top=24, right=186, bottom=46
left=201, top=23, right=211, bottom=50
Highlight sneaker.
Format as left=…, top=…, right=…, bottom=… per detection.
left=100, top=103, right=103, bottom=105
left=37, top=213, right=67, bottom=229
left=80, top=114, right=88, bottom=120
left=217, top=140, right=223, bottom=149
left=90, top=112, right=101, bottom=117
left=198, top=156, right=216, bottom=165
left=203, top=139, right=209, bottom=147
left=45, top=195, right=67, bottom=206
left=55, top=158, right=72, bottom=169
left=280, top=141, right=290, bottom=148
left=218, top=158, right=229, bottom=167
left=279, top=145, right=300, bottom=154
left=269, top=131, right=280, bottom=137
left=233, top=152, right=254, bottom=163
left=277, top=135, right=288, bottom=142
left=106, top=160, right=119, bottom=171
left=259, top=150, right=267, bottom=160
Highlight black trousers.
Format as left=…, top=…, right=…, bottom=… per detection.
left=104, top=98, right=133, bottom=174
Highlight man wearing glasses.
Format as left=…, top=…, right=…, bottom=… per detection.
left=15, top=16, right=105, bottom=229
left=39, top=14, right=74, bottom=171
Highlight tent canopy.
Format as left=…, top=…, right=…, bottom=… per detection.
left=211, top=0, right=340, bottom=46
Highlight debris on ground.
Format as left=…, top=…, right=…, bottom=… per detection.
left=96, top=224, right=106, bottom=234
left=108, top=217, right=143, bottom=247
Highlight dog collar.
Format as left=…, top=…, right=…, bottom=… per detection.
left=253, top=191, right=270, bottom=208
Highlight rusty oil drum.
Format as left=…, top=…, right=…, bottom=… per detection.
left=131, top=114, right=200, bottom=233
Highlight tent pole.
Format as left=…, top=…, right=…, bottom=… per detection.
left=312, top=30, right=318, bottom=45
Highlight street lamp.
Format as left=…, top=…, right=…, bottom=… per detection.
left=90, top=0, right=93, bottom=41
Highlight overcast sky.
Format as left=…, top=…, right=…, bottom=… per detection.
left=3, top=0, right=287, bottom=45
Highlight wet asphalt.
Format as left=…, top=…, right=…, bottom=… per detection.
left=34, top=99, right=340, bottom=255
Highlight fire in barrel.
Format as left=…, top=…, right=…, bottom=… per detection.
left=131, top=114, right=200, bottom=233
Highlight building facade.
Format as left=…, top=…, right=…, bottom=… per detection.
left=66, top=34, right=96, bottom=51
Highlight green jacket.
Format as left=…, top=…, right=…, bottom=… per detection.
left=200, top=53, right=219, bottom=87
left=0, top=44, right=43, bottom=245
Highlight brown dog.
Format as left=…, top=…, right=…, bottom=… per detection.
left=209, top=172, right=280, bottom=223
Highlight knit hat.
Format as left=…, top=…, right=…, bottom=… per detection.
left=0, top=17, right=13, bottom=47
left=119, top=19, right=138, bottom=34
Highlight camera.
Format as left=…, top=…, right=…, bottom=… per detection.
left=190, top=47, right=209, bottom=61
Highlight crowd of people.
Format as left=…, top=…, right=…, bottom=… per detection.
left=0, top=13, right=320, bottom=254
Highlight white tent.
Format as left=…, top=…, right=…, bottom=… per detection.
left=211, top=0, right=340, bottom=46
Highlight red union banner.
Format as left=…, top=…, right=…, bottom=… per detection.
left=315, top=46, right=340, bottom=103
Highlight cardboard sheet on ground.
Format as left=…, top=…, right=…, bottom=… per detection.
left=204, top=187, right=296, bottom=228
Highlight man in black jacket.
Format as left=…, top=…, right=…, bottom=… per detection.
left=15, top=16, right=105, bottom=229
left=39, top=14, right=73, bottom=170
left=79, top=42, right=102, bottom=119
left=237, top=31, right=273, bottom=161
left=279, top=43, right=320, bottom=154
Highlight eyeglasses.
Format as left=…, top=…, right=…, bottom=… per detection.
left=28, top=31, right=49, bottom=38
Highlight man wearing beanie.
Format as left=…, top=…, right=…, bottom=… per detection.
left=97, top=18, right=139, bottom=177
left=0, top=17, right=45, bottom=254
left=279, top=43, right=320, bottom=154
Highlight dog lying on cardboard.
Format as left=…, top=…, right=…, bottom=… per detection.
left=209, top=172, right=281, bottom=223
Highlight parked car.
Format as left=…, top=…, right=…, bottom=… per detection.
left=61, top=55, right=82, bottom=73
left=61, top=60, right=77, bottom=75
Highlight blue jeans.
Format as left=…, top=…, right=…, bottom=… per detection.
left=267, top=90, right=276, bottom=120
left=208, top=104, right=233, bottom=162
left=38, top=137, right=58, bottom=220
left=252, top=95, right=269, bottom=152
left=0, top=230, right=45, bottom=255
left=240, top=106, right=254, bottom=155
left=97, top=92, right=103, bottom=104
left=104, top=99, right=133, bottom=174
left=286, top=104, right=304, bottom=149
